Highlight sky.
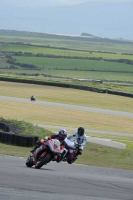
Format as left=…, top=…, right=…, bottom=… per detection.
left=0, top=0, right=133, bottom=40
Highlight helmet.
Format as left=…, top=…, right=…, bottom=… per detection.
left=58, top=129, right=67, bottom=140
left=77, top=127, right=84, bottom=136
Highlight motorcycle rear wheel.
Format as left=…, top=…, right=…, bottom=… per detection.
left=35, top=153, right=51, bottom=169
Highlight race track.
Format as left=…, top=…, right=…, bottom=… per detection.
left=1, top=95, right=133, bottom=118
left=0, top=156, right=133, bottom=200
left=0, top=96, right=133, bottom=199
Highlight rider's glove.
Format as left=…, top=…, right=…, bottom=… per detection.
left=44, top=136, right=51, bottom=141
left=74, top=142, right=79, bottom=148
left=36, top=140, right=42, bottom=146
left=44, top=136, right=48, bottom=141
left=78, top=149, right=82, bottom=155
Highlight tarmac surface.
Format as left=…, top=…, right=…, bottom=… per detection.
left=0, top=156, right=133, bottom=200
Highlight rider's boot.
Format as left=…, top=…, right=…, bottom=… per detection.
left=52, top=155, right=57, bottom=161
left=56, top=151, right=67, bottom=163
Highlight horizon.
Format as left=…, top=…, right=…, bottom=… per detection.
left=1, top=29, right=132, bottom=41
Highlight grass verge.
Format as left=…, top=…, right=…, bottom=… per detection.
left=0, top=142, right=133, bottom=170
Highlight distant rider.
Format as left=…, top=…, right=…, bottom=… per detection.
left=31, top=95, right=35, bottom=100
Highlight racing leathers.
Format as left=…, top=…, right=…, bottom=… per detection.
left=31, top=134, right=65, bottom=153
left=67, top=132, right=87, bottom=155
left=58, top=132, right=87, bottom=163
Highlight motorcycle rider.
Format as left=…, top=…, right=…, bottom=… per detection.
left=57, top=127, right=87, bottom=163
left=31, top=95, right=35, bottom=100
left=30, top=129, right=68, bottom=154
left=69, top=127, right=87, bottom=156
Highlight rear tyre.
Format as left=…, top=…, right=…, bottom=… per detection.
left=26, top=156, right=34, bottom=167
left=35, top=153, right=51, bottom=169
left=67, top=159, right=73, bottom=164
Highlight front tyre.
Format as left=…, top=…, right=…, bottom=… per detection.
left=26, top=156, right=34, bottom=167
left=67, top=159, right=73, bottom=164
left=35, top=153, right=51, bottom=169
left=67, top=156, right=77, bottom=164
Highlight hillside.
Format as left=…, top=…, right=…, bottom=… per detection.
left=0, top=29, right=133, bottom=45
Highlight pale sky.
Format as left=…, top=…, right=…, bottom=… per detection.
left=0, top=0, right=133, bottom=39
left=1, top=0, right=132, bottom=7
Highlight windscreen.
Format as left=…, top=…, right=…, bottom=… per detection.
left=53, top=139, right=60, bottom=149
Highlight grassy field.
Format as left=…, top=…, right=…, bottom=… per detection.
left=1, top=42, right=133, bottom=88
left=1, top=43, right=133, bottom=60
left=0, top=57, right=10, bottom=69
left=13, top=56, right=133, bottom=72
left=1, top=36, right=133, bottom=53
left=1, top=41, right=133, bottom=93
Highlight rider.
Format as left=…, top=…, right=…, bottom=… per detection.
left=57, top=127, right=87, bottom=162
left=68, top=127, right=87, bottom=156
left=30, top=129, right=68, bottom=153
left=31, top=95, right=35, bottom=100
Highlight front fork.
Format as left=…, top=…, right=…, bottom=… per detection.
left=33, top=145, right=46, bottom=164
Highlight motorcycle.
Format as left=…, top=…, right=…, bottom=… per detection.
left=26, top=139, right=62, bottom=169
left=30, top=96, right=36, bottom=101
left=61, top=136, right=81, bottom=164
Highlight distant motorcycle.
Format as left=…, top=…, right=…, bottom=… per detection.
left=30, top=96, right=36, bottom=101
left=26, top=139, right=62, bottom=169
left=61, top=136, right=81, bottom=164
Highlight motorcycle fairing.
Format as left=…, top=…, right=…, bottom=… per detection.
left=46, top=139, right=61, bottom=154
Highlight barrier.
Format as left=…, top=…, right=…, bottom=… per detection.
left=0, top=122, right=39, bottom=147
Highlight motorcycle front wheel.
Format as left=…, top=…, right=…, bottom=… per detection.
left=67, top=156, right=77, bottom=164
left=35, top=153, right=51, bottom=169
left=26, top=155, right=34, bottom=167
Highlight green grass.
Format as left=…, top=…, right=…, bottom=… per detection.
left=76, top=142, right=133, bottom=170
left=0, top=57, right=10, bottom=69
left=13, top=56, right=133, bottom=72
left=1, top=43, right=133, bottom=60
left=0, top=118, right=52, bottom=138
left=1, top=36, right=133, bottom=53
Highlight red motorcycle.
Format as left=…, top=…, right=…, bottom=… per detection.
left=26, top=139, right=62, bottom=169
